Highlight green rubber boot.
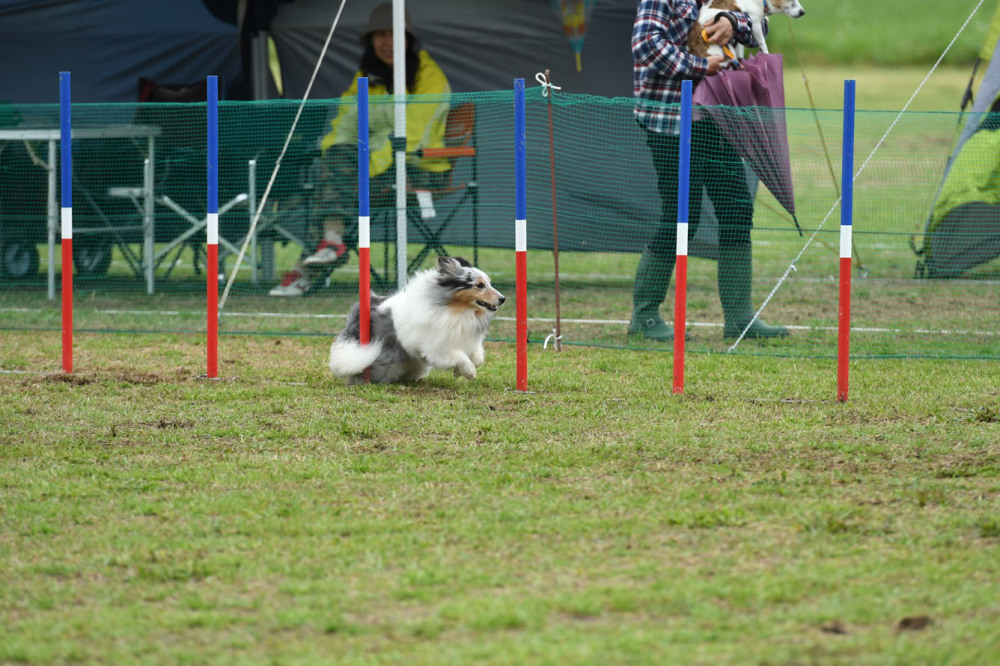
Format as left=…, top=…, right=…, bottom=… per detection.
left=718, top=244, right=789, bottom=340
left=627, top=247, right=676, bottom=341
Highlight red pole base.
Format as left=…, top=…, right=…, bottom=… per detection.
left=207, top=243, right=218, bottom=379
left=62, top=238, right=73, bottom=373
left=516, top=250, right=528, bottom=392
left=837, top=255, right=852, bottom=402
left=672, top=254, right=688, bottom=394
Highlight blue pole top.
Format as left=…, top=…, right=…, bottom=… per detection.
left=207, top=76, right=218, bottom=215
left=514, top=78, right=526, bottom=221
left=358, top=77, right=369, bottom=218
left=841, top=80, right=856, bottom=227
left=677, top=79, right=693, bottom=228
left=60, top=72, right=71, bottom=208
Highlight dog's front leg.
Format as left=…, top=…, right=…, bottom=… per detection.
left=452, top=352, right=477, bottom=379
left=470, top=344, right=485, bottom=368
left=752, top=23, right=769, bottom=53
left=427, top=349, right=477, bottom=379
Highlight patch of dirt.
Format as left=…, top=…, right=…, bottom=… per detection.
left=43, top=373, right=93, bottom=386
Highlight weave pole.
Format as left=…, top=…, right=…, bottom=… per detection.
left=514, top=78, right=528, bottom=392
left=837, top=80, right=856, bottom=403
left=206, top=76, right=219, bottom=379
left=358, top=78, right=371, bottom=362
left=672, top=79, right=693, bottom=395
left=59, top=72, right=73, bottom=374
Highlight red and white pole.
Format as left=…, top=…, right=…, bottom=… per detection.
left=59, top=72, right=73, bottom=373
left=673, top=80, right=693, bottom=394
left=837, top=80, right=856, bottom=402
left=514, top=78, right=528, bottom=392
left=206, top=76, right=219, bottom=379
left=358, top=78, right=371, bottom=377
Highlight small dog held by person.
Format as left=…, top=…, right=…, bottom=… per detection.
left=328, top=256, right=505, bottom=385
left=687, top=0, right=806, bottom=59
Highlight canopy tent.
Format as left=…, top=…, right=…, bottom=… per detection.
left=207, top=0, right=635, bottom=99
left=0, top=0, right=636, bottom=103
left=0, top=0, right=755, bottom=266
left=0, top=0, right=241, bottom=104
left=919, top=2, right=1000, bottom=277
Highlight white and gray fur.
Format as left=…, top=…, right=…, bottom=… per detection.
left=328, top=256, right=505, bottom=385
left=689, top=0, right=806, bottom=59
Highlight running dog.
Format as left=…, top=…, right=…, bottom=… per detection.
left=688, top=0, right=806, bottom=59
left=328, top=256, right=505, bottom=385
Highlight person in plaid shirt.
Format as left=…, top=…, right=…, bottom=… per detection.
left=628, top=0, right=788, bottom=341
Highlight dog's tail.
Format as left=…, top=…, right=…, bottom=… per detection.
left=328, top=338, right=383, bottom=379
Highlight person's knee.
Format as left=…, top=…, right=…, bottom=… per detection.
left=648, top=228, right=678, bottom=258
left=718, top=224, right=751, bottom=248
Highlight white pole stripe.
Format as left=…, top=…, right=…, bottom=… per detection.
left=515, top=218, right=527, bottom=252
left=207, top=212, right=218, bottom=245
left=61, top=207, right=72, bottom=240
left=840, top=224, right=852, bottom=258
left=676, top=222, right=688, bottom=256
left=359, top=215, right=370, bottom=248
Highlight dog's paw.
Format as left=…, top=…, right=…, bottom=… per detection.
left=454, top=359, right=477, bottom=380
left=471, top=349, right=485, bottom=367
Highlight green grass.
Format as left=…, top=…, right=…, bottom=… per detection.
left=4, top=14, right=1000, bottom=660
left=766, top=0, right=992, bottom=67
left=2, top=331, right=999, bottom=664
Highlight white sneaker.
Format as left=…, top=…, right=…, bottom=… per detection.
left=268, top=270, right=311, bottom=297
left=302, top=239, right=348, bottom=267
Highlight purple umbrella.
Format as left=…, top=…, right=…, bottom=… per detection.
left=692, top=53, right=800, bottom=235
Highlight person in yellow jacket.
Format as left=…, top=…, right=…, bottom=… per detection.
left=271, top=3, right=451, bottom=296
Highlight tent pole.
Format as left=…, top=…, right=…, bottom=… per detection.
left=393, top=0, right=408, bottom=287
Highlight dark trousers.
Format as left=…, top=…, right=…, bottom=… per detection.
left=305, top=145, right=448, bottom=253
left=645, top=120, right=754, bottom=257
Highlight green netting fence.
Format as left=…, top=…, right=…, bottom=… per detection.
left=1, top=89, right=998, bottom=363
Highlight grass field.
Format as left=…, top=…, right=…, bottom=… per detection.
left=2, top=331, right=999, bottom=664
left=4, top=5, right=1000, bottom=661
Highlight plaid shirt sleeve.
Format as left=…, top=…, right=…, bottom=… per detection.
left=632, top=0, right=708, bottom=134
left=633, top=0, right=767, bottom=134
left=731, top=11, right=768, bottom=48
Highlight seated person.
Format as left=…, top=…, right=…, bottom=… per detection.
left=270, top=3, right=452, bottom=296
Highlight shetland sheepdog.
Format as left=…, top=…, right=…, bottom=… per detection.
left=328, top=256, right=505, bottom=385
left=687, top=0, right=805, bottom=59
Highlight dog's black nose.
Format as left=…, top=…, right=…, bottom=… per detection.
left=498, top=295, right=506, bottom=305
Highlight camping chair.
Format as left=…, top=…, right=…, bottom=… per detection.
left=370, top=102, right=479, bottom=287
left=109, top=78, right=263, bottom=287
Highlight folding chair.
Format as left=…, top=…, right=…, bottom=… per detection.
left=109, top=78, right=283, bottom=289
left=370, top=102, right=479, bottom=287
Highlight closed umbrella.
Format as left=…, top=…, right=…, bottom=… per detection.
left=692, top=53, right=800, bottom=234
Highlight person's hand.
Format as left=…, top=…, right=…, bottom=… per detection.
left=703, top=16, right=734, bottom=46
left=706, top=55, right=726, bottom=75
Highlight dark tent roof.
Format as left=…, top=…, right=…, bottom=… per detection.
left=0, top=0, right=240, bottom=103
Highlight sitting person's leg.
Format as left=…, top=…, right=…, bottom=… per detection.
left=303, top=146, right=357, bottom=268
left=270, top=147, right=357, bottom=296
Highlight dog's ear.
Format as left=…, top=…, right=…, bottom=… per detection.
left=437, top=256, right=471, bottom=273
left=437, top=256, right=461, bottom=275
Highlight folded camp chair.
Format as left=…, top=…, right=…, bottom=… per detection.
left=370, top=101, right=479, bottom=288
left=110, top=78, right=260, bottom=288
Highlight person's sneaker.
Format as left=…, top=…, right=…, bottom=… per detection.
left=302, top=239, right=348, bottom=267
left=268, top=269, right=311, bottom=297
